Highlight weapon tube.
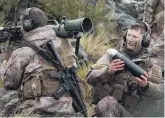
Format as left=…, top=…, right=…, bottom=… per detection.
left=107, top=49, right=145, bottom=79
left=52, top=17, right=93, bottom=38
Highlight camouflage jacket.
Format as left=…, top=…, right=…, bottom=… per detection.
left=2, top=25, right=77, bottom=115
left=149, top=30, right=164, bottom=69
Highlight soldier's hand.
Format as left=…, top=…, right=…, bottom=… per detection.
left=134, top=73, right=148, bottom=87
left=107, top=59, right=125, bottom=74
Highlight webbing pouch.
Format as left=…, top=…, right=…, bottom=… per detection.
left=124, top=91, right=140, bottom=112
left=112, top=84, right=124, bottom=101
left=23, top=75, right=42, bottom=99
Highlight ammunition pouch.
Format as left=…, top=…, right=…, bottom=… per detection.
left=124, top=81, right=140, bottom=112
left=91, top=84, right=102, bottom=105
left=91, top=83, right=125, bottom=104
left=91, top=83, right=112, bottom=105
left=40, top=71, right=61, bottom=97
left=22, top=75, right=42, bottom=99
left=21, top=70, right=70, bottom=100
left=124, top=91, right=140, bottom=112
left=112, top=84, right=124, bottom=101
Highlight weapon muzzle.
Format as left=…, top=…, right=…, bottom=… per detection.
left=81, top=18, right=93, bottom=32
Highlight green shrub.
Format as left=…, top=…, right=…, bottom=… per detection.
left=36, top=0, right=107, bottom=26
left=0, top=0, right=18, bottom=26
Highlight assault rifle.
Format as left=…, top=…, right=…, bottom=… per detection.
left=25, top=39, right=88, bottom=116
left=0, top=26, right=23, bottom=51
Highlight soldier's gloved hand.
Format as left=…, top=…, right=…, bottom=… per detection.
left=134, top=72, right=148, bottom=87
left=107, top=59, right=125, bottom=75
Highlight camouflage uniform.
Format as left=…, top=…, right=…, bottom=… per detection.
left=143, top=0, right=164, bottom=24
left=2, top=25, right=79, bottom=116
left=86, top=45, right=164, bottom=117
left=143, top=0, right=164, bottom=70
left=149, top=11, right=164, bottom=70
left=150, top=29, right=164, bottom=70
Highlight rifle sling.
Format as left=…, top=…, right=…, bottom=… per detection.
left=21, top=40, right=54, bottom=65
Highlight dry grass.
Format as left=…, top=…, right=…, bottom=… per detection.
left=77, top=62, right=95, bottom=116
left=0, top=81, right=2, bottom=88
left=14, top=108, right=40, bottom=117
left=81, top=33, right=110, bottom=62
left=81, top=19, right=121, bottom=62
left=95, top=22, right=122, bottom=48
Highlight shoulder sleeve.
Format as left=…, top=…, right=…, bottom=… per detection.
left=148, top=57, right=162, bottom=84
left=87, top=52, right=113, bottom=86
left=2, top=47, right=36, bottom=90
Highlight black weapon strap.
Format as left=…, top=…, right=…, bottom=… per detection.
left=21, top=40, right=53, bottom=65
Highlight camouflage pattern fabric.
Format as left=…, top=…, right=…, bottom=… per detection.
left=87, top=46, right=164, bottom=117
left=143, top=0, right=164, bottom=24
left=0, top=25, right=79, bottom=117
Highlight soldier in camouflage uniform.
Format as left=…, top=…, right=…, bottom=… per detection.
left=149, top=11, right=164, bottom=71
left=1, top=7, right=82, bottom=117
left=86, top=21, right=164, bottom=117
left=143, top=0, right=164, bottom=70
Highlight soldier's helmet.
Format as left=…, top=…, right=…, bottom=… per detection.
left=21, top=7, right=47, bottom=32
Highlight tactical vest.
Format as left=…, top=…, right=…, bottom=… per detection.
left=19, top=25, right=77, bottom=100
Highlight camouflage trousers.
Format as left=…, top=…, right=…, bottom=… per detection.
left=95, top=96, right=132, bottom=117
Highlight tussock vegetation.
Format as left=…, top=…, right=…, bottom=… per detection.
left=77, top=62, right=95, bottom=116
left=14, top=108, right=40, bottom=117
left=81, top=23, right=121, bottom=62
left=81, top=33, right=110, bottom=62
left=78, top=62, right=93, bottom=101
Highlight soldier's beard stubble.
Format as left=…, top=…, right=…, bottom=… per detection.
left=126, top=40, right=142, bottom=53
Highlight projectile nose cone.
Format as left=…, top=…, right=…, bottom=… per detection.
left=107, top=48, right=117, bottom=57
left=0, top=27, right=4, bottom=30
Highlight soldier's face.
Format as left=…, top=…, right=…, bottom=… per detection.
left=126, top=29, right=143, bottom=51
